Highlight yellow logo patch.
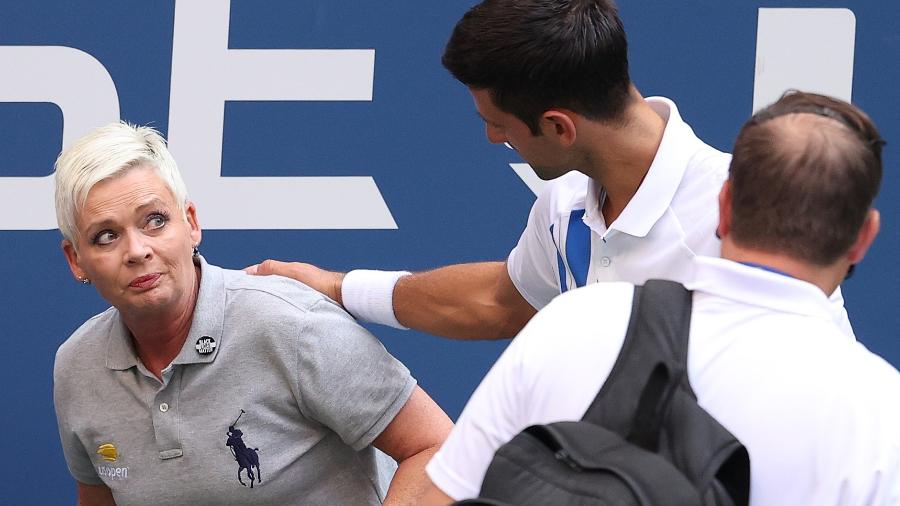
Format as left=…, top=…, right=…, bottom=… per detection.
left=97, top=443, right=118, bottom=462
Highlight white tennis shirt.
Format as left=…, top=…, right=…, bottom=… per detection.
left=428, top=257, right=900, bottom=504
left=505, top=97, right=854, bottom=336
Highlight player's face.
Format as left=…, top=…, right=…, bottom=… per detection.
left=62, top=165, right=202, bottom=317
left=470, top=88, right=573, bottom=181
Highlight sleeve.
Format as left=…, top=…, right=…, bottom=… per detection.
left=425, top=334, right=529, bottom=500
left=294, top=299, right=417, bottom=451
left=425, top=282, right=634, bottom=500
left=53, top=346, right=104, bottom=485
left=506, top=191, right=563, bottom=311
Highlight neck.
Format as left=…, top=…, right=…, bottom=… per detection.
left=121, top=266, right=201, bottom=379
left=578, top=89, right=665, bottom=224
left=721, top=238, right=845, bottom=296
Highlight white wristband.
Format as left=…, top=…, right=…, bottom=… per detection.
left=341, top=269, right=411, bottom=329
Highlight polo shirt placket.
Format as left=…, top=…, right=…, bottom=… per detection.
left=152, top=366, right=182, bottom=460
left=105, top=261, right=227, bottom=464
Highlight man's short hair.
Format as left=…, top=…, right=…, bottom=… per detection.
left=729, top=91, right=884, bottom=265
left=442, top=0, right=632, bottom=135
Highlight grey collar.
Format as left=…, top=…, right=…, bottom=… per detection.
left=104, top=256, right=226, bottom=371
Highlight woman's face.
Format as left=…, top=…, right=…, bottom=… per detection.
left=62, top=165, right=201, bottom=317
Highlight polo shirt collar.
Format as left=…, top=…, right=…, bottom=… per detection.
left=584, top=97, right=698, bottom=237
left=685, top=256, right=835, bottom=321
left=105, top=317, right=140, bottom=371
left=105, top=256, right=226, bottom=370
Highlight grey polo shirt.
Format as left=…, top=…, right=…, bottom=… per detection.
left=54, top=258, right=416, bottom=505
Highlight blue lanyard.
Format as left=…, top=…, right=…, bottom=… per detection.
left=738, top=261, right=795, bottom=280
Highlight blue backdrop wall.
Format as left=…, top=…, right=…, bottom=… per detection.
left=0, top=1, right=897, bottom=501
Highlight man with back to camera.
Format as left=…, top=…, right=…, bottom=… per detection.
left=421, top=91, right=900, bottom=505
left=247, top=0, right=855, bottom=339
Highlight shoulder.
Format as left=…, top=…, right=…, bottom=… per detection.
left=679, top=135, right=730, bottom=195
left=789, top=339, right=900, bottom=486
left=55, top=307, right=118, bottom=372
left=218, top=267, right=372, bottom=343
left=220, top=268, right=344, bottom=319
left=778, top=338, right=900, bottom=476
left=54, top=307, right=119, bottom=402
left=479, top=282, right=636, bottom=429
left=665, top=127, right=730, bottom=252
left=815, top=340, right=900, bottom=410
left=531, top=172, right=590, bottom=220
left=694, top=313, right=900, bottom=433
left=427, top=282, right=639, bottom=499
left=651, top=96, right=731, bottom=193
left=680, top=147, right=730, bottom=204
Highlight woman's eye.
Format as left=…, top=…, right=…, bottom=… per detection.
left=94, top=231, right=116, bottom=245
left=147, top=214, right=168, bottom=229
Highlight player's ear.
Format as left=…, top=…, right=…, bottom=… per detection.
left=716, top=180, right=732, bottom=239
left=541, top=110, right=577, bottom=146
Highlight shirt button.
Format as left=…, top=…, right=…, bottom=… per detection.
left=601, top=256, right=611, bottom=267
left=159, top=403, right=169, bottom=413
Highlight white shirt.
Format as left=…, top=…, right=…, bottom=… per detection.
left=427, top=257, right=900, bottom=505
left=507, top=97, right=729, bottom=307
left=505, top=96, right=856, bottom=337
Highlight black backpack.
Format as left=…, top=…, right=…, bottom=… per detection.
left=455, top=280, right=750, bottom=506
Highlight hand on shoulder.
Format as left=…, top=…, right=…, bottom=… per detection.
left=245, top=259, right=346, bottom=305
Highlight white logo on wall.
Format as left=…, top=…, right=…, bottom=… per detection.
left=0, top=0, right=395, bottom=231
left=0, top=6, right=856, bottom=227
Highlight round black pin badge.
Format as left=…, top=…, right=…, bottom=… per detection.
left=195, top=336, right=217, bottom=355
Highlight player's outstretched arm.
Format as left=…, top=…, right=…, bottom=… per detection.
left=247, top=260, right=536, bottom=340
left=393, top=261, right=536, bottom=340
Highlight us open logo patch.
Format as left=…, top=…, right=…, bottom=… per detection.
left=97, top=443, right=118, bottom=462
left=96, top=443, right=129, bottom=480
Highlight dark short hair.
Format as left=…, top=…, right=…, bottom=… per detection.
left=728, top=91, right=885, bottom=265
left=442, top=0, right=632, bottom=134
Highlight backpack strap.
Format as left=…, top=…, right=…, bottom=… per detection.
left=581, top=279, right=692, bottom=440
left=581, top=279, right=750, bottom=505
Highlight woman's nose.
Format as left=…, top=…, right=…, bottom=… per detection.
left=124, top=232, right=152, bottom=263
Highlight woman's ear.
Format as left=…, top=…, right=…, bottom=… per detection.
left=185, top=201, right=202, bottom=247
left=62, top=239, right=86, bottom=281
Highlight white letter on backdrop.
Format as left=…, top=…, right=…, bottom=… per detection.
left=0, top=46, right=119, bottom=229
left=168, top=0, right=396, bottom=229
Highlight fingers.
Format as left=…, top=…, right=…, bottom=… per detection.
left=240, top=259, right=343, bottom=304
left=243, top=259, right=287, bottom=276
left=243, top=259, right=285, bottom=276
left=257, top=259, right=287, bottom=276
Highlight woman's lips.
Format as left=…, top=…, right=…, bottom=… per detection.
left=129, top=273, right=161, bottom=289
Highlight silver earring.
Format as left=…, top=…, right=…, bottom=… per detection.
left=192, top=245, right=200, bottom=258
left=79, top=277, right=91, bottom=285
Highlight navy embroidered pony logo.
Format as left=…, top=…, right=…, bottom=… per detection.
left=226, top=409, right=262, bottom=488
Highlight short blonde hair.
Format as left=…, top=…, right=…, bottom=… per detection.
left=54, top=122, right=188, bottom=243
